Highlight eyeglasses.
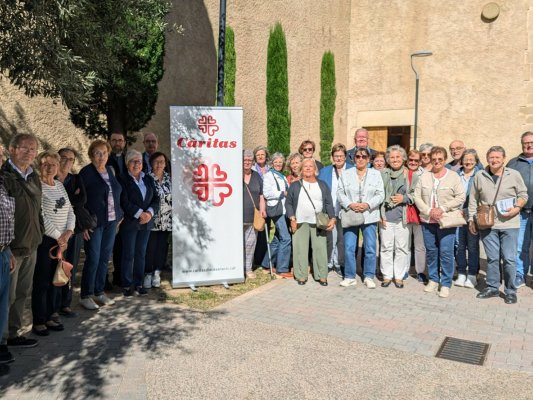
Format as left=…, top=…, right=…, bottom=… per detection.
left=332, top=155, right=345, bottom=159
left=355, top=155, right=368, bottom=160
left=16, top=146, right=37, bottom=153
left=421, top=152, right=430, bottom=157
left=522, top=141, right=533, bottom=146
left=408, top=158, right=420, bottom=162
left=60, top=157, right=75, bottom=163
left=302, top=147, right=314, bottom=152
left=450, top=147, right=464, bottom=152
left=129, top=160, right=142, bottom=165
left=431, top=158, right=445, bottom=163
left=93, top=151, right=108, bottom=157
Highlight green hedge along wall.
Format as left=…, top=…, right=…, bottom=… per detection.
left=319, top=51, right=336, bottom=164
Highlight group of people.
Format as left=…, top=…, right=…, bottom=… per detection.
left=0, top=131, right=173, bottom=375
left=243, top=129, right=532, bottom=305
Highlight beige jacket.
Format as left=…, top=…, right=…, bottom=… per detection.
left=468, top=168, right=528, bottom=229
left=414, top=169, right=465, bottom=223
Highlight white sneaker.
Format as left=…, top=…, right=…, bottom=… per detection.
left=94, top=294, right=115, bottom=306
left=80, top=297, right=100, bottom=310
left=152, top=271, right=161, bottom=288
left=340, top=278, right=357, bottom=287
left=464, top=275, right=477, bottom=289
left=424, top=280, right=439, bottom=293
left=143, top=274, right=152, bottom=289
left=439, top=286, right=450, bottom=298
left=454, top=274, right=467, bottom=287
left=364, top=278, right=376, bottom=289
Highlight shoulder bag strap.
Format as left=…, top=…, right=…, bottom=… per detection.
left=244, top=181, right=258, bottom=209
left=490, top=170, right=504, bottom=206
left=300, top=181, right=317, bottom=212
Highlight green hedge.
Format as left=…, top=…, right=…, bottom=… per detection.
left=319, top=51, right=336, bottom=165
left=224, top=26, right=236, bottom=106
left=266, top=22, right=290, bottom=155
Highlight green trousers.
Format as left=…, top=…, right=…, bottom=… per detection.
left=292, top=223, right=328, bottom=281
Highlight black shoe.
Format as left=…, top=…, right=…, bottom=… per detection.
left=134, top=287, right=148, bottom=296
left=123, top=288, right=134, bottom=297
left=504, top=293, right=517, bottom=304
left=0, top=364, right=9, bottom=376
left=297, top=280, right=306, bottom=285
left=59, top=307, right=78, bottom=318
left=7, top=336, right=38, bottom=348
left=381, top=280, right=391, bottom=287
left=31, top=326, right=50, bottom=337
left=319, top=280, right=328, bottom=287
left=46, top=322, right=64, bottom=332
left=476, top=288, right=500, bottom=299
left=0, top=345, right=14, bottom=364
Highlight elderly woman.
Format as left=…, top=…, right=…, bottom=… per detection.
left=371, top=151, right=386, bottom=171
left=31, top=151, right=75, bottom=335
left=253, top=145, right=270, bottom=178
left=285, top=159, right=335, bottom=285
left=119, top=149, right=159, bottom=296
left=455, top=149, right=483, bottom=288
left=379, top=145, right=410, bottom=288
left=286, top=153, right=304, bottom=186
left=419, top=143, right=434, bottom=172
left=414, top=146, right=465, bottom=298
left=252, top=145, right=270, bottom=266
left=144, top=151, right=172, bottom=289
left=243, top=150, right=266, bottom=279
left=337, top=147, right=384, bottom=288
left=298, top=140, right=324, bottom=171
left=318, top=143, right=354, bottom=276
left=262, top=152, right=291, bottom=277
left=79, top=140, right=123, bottom=310
left=55, top=147, right=89, bottom=317
left=406, top=149, right=427, bottom=283
left=469, top=146, right=528, bottom=304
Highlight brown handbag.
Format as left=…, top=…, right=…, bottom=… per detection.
left=50, top=245, right=74, bottom=287
left=245, top=182, right=265, bottom=232
left=475, top=171, right=503, bottom=230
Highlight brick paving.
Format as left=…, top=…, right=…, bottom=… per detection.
left=221, top=272, right=533, bottom=373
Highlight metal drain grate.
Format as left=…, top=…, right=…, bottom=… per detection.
left=435, top=337, right=490, bottom=366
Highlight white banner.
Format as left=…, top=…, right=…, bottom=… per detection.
left=170, top=106, right=244, bottom=288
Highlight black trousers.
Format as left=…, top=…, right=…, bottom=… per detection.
left=145, top=231, right=170, bottom=274
left=32, top=236, right=59, bottom=325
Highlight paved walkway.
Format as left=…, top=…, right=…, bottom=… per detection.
left=1, top=272, right=533, bottom=399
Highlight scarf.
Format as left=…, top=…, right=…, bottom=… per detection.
left=383, top=167, right=406, bottom=209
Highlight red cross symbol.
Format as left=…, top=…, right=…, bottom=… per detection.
left=197, top=115, right=220, bottom=136
left=191, top=163, right=233, bottom=207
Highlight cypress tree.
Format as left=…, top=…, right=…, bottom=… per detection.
left=266, top=23, right=290, bottom=155
left=224, top=26, right=236, bottom=106
left=319, top=51, right=336, bottom=165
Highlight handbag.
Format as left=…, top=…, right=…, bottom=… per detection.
left=74, top=206, right=97, bottom=233
left=266, top=172, right=284, bottom=218
left=245, top=182, right=265, bottom=231
left=475, top=171, right=503, bottom=230
left=339, top=208, right=365, bottom=228
left=300, top=181, right=330, bottom=230
left=438, top=210, right=467, bottom=229
left=50, top=245, right=74, bottom=287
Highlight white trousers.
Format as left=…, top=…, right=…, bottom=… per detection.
left=408, top=224, right=426, bottom=274
left=380, top=220, right=410, bottom=280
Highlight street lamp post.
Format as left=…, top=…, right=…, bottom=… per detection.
left=410, top=50, right=433, bottom=150
left=216, top=0, right=227, bottom=106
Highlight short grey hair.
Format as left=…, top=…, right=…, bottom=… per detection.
left=243, top=149, right=254, bottom=159
left=125, top=149, right=142, bottom=164
left=486, top=146, right=506, bottom=158
left=418, top=143, right=433, bottom=153
left=9, top=133, right=39, bottom=150
left=385, top=145, right=407, bottom=164
left=521, top=131, right=533, bottom=142
left=270, top=152, right=285, bottom=164
left=461, top=148, right=480, bottom=164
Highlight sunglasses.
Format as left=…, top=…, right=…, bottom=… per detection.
left=302, top=147, right=314, bottom=152
left=408, top=158, right=420, bottom=162
left=355, top=154, right=368, bottom=160
left=421, top=152, right=430, bottom=157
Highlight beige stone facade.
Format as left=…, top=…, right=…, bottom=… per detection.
left=1, top=1, right=531, bottom=164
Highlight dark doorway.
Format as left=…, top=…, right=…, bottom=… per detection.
left=365, top=126, right=411, bottom=152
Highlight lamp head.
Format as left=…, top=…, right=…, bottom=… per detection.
left=411, top=50, right=433, bottom=57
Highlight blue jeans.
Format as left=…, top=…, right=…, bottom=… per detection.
left=121, top=227, right=151, bottom=288
left=455, top=225, right=480, bottom=276
left=516, top=211, right=533, bottom=278
left=421, top=223, right=456, bottom=288
left=344, top=223, right=377, bottom=279
left=262, top=215, right=291, bottom=273
left=0, top=250, right=10, bottom=339
left=480, top=228, right=519, bottom=295
left=81, top=221, right=117, bottom=298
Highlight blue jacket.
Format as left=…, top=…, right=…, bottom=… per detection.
left=79, top=164, right=123, bottom=227
left=507, top=154, right=533, bottom=209
left=119, top=173, right=160, bottom=231
left=318, top=162, right=355, bottom=190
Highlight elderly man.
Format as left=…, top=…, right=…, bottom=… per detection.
left=346, top=128, right=376, bottom=164
left=507, top=131, right=533, bottom=288
left=142, top=132, right=159, bottom=173
left=1, top=133, right=44, bottom=350
left=445, top=140, right=466, bottom=171
left=0, top=151, right=16, bottom=375
left=107, top=131, right=127, bottom=177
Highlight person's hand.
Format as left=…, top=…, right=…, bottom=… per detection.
left=390, top=194, right=403, bottom=206
left=380, top=218, right=387, bottom=228
left=139, top=212, right=152, bottom=225
left=349, top=202, right=359, bottom=211
left=83, top=229, right=92, bottom=241
left=57, top=230, right=73, bottom=247
left=260, top=209, right=267, bottom=218
left=326, top=218, right=336, bottom=231
left=468, top=220, right=477, bottom=235
left=290, top=219, right=298, bottom=233
left=430, top=208, right=444, bottom=221
left=503, top=207, right=521, bottom=219
left=9, top=255, right=16, bottom=273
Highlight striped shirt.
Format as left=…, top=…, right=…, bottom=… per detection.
left=41, top=180, right=76, bottom=240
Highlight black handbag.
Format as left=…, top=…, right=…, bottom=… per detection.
left=74, top=206, right=97, bottom=233
left=266, top=173, right=284, bottom=218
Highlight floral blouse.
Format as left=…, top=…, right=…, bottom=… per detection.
left=149, top=171, right=172, bottom=231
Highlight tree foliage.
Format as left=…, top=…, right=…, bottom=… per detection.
left=266, top=23, right=290, bottom=156
left=223, top=26, right=236, bottom=107
left=319, top=51, right=336, bottom=165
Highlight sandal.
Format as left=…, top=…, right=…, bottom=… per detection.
left=32, top=325, right=50, bottom=336
left=46, top=320, right=64, bottom=332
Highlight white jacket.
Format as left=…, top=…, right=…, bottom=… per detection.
left=263, top=170, right=288, bottom=214
left=337, top=168, right=384, bottom=224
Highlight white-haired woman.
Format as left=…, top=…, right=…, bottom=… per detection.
left=379, top=145, right=410, bottom=288
left=119, top=149, right=160, bottom=297
left=262, top=152, right=291, bottom=277
left=419, top=143, right=433, bottom=172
